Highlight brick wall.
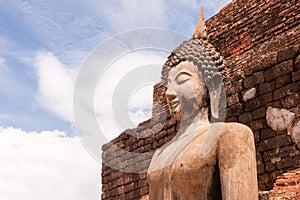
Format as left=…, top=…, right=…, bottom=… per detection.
left=102, top=0, right=300, bottom=199
left=268, top=168, right=300, bottom=199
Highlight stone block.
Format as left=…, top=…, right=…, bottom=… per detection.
left=226, top=80, right=244, bottom=95
left=252, top=106, right=266, bottom=120
left=124, top=182, right=136, bottom=193
left=281, top=93, right=300, bottom=108
left=247, top=119, right=266, bottom=131
left=140, top=186, right=149, bottom=196
left=259, top=81, right=275, bottom=95
left=243, top=87, right=257, bottom=102
left=258, top=137, right=277, bottom=152
left=264, top=60, right=293, bottom=81
left=296, top=55, right=300, bottom=69
left=260, top=128, right=276, bottom=140
left=239, top=112, right=253, bottom=123
left=277, top=47, right=297, bottom=63
left=227, top=102, right=243, bottom=116
left=265, top=162, right=276, bottom=172
left=266, top=107, right=295, bottom=132
left=227, top=93, right=239, bottom=106
left=276, top=74, right=291, bottom=88
left=292, top=70, right=300, bottom=82
left=244, top=71, right=265, bottom=88
left=245, top=97, right=263, bottom=111
left=276, top=156, right=293, bottom=169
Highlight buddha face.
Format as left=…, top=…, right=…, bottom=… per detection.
left=166, top=61, right=208, bottom=121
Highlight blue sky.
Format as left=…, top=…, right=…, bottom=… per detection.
left=0, top=0, right=230, bottom=199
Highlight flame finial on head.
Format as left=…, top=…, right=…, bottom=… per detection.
left=193, top=7, right=207, bottom=40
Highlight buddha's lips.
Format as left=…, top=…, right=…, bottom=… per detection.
left=169, top=100, right=179, bottom=110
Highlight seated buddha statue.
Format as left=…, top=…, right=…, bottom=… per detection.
left=147, top=8, right=258, bottom=200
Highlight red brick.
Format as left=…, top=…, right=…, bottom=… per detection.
left=227, top=93, right=239, bottom=106
left=277, top=47, right=298, bottom=63
left=263, top=149, right=278, bottom=162
left=226, top=80, right=244, bottom=95
left=276, top=134, right=292, bottom=147
left=276, top=74, right=291, bottom=88
left=140, top=186, right=149, bottom=196
left=247, top=119, right=266, bottom=131
left=138, top=179, right=148, bottom=188
left=260, top=128, right=276, bottom=140
left=227, top=103, right=243, bottom=116
left=259, top=81, right=275, bottom=95
left=273, top=84, right=293, bottom=100
left=296, top=55, right=300, bottom=69
left=238, top=112, right=253, bottom=123
left=226, top=116, right=238, bottom=122
left=257, top=162, right=265, bottom=175
left=245, top=97, right=263, bottom=111
left=276, top=156, right=294, bottom=169
left=281, top=93, right=300, bottom=108
left=124, top=182, right=136, bottom=193
left=126, top=190, right=140, bottom=199
left=111, top=177, right=124, bottom=188
left=244, top=53, right=277, bottom=76
left=265, top=162, right=276, bottom=172
left=258, top=137, right=277, bottom=152
left=264, top=60, right=293, bottom=81
left=244, top=71, right=265, bottom=88
left=252, top=106, right=266, bottom=120
left=292, top=70, right=300, bottom=82
left=261, top=92, right=273, bottom=104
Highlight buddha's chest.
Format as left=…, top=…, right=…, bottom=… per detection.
left=148, top=134, right=219, bottom=198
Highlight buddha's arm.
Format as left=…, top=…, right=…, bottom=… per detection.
left=217, top=123, right=258, bottom=200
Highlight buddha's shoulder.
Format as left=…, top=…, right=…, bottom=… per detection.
left=220, top=122, right=252, bottom=132
left=214, top=122, right=254, bottom=142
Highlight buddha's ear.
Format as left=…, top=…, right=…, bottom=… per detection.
left=208, top=73, right=222, bottom=118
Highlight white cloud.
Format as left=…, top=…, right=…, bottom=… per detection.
left=94, top=50, right=166, bottom=140
left=34, top=52, right=76, bottom=122
left=0, top=126, right=99, bottom=200
left=32, top=49, right=163, bottom=141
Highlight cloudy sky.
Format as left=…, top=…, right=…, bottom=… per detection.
left=0, top=0, right=230, bottom=199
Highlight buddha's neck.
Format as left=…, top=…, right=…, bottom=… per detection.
left=177, top=107, right=210, bottom=137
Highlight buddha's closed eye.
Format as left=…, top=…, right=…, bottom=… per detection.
left=175, top=72, right=192, bottom=85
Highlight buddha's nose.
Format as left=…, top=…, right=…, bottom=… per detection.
left=166, top=87, right=176, bottom=101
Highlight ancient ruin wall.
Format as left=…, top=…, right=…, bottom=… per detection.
left=102, top=0, right=300, bottom=199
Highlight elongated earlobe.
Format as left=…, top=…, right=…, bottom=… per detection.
left=208, top=73, right=222, bottom=118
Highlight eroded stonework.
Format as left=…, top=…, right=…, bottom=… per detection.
left=291, top=120, right=300, bottom=149
left=266, top=107, right=295, bottom=133
left=243, top=87, right=257, bottom=102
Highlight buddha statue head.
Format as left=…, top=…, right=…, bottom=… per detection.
left=163, top=8, right=226, bottom=123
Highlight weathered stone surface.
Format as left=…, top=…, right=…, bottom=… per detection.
left=292, top=70, right=300, bottom=82
left=276, top=74, right=291, bottom=88
left=245, top=71, right=264, bottom=88
left=259, top=81, right=275, bottom=95
left=227, top=92, right=239, bottom=106
left=266, top=107, right=295, bottom=132
left=277, top=47, right=297, bottom=63
left=296, top=55, right=300, bottom=69
left=264, top=60, right=293, bottom=82
left=291, top=120, right=300, bottom=148
left=243, top=87, right=257, bottom=102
